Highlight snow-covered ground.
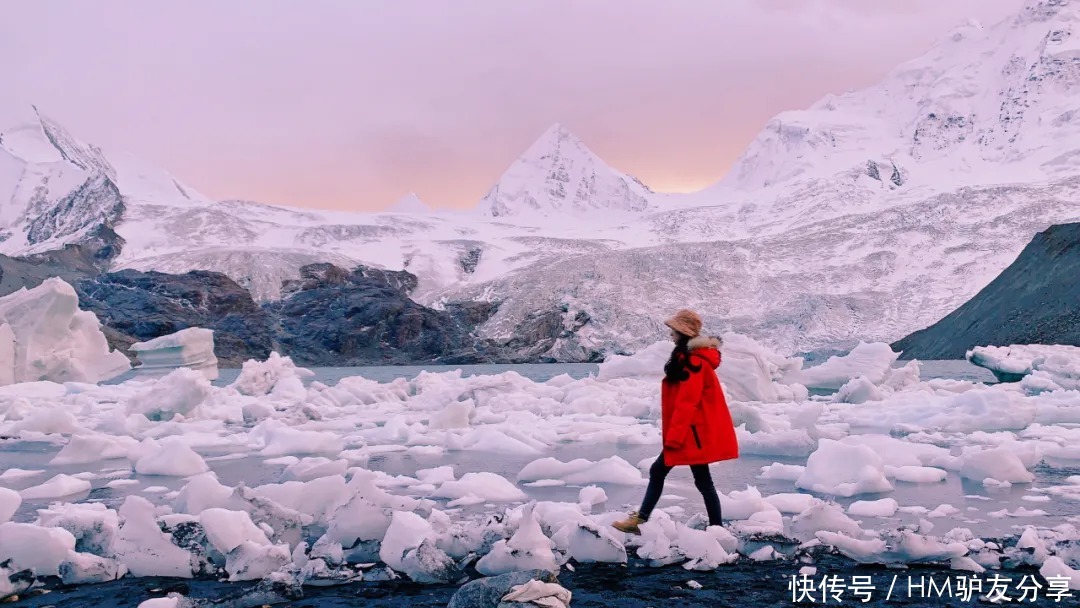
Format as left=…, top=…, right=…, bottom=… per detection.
left=2, top=340, right=1080, bottom=594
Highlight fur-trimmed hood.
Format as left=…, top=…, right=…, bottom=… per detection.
left=688, top=335, right=722, bottom=351
left=687, top=335, right=721, bottom=369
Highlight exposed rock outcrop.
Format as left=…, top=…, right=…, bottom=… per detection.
left=893, top=223, right=1080, bottom=359
left=74, top=270, right=274, bottom=367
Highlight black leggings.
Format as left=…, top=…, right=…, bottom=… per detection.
left=638, top=453, right=723, bottom=526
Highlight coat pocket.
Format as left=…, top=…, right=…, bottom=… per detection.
left=690, top=425, right=702, bottom=450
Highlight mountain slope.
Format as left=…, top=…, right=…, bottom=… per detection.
left=720, top=0, right=1080, bottom=193
left=892, top=222, right=1080, bottom=359
left=438, top=178, right=1080, bottom=358
left=478, top=123, right=652, bottom=218
left=0, top=106, right=211, bottom=264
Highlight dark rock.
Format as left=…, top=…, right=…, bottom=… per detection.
left=26, top=176, right=125, bottom=253
left=355, top=265, right=419, bottom=296
left=496, top=307, right=593, bottom=363
left=443, top=300, right=500, bottom=328
left=0, top=252, right=94, bottom=298
left=459, top=246, right=483, bottom=275
left=21, top=224, right=124, bottom=273
left=268, top=263, right=503, bottom=366
left=890, top=163, right=903, bottom=187
left=446, top=569, right=559, bottom=608
left=893, top=222, right=1080, bottom=359
left=280, top=263, right=418, bottom=298
left=866, top=160, right=881, bottom=181
left=74, top=269, right=274, bottom=367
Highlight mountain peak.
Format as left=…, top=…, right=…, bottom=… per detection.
left=387, top=192, right=430, bottom=214
left=478, top=123, right=652, bottom=218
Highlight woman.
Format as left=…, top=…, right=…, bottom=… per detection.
left=612, top=309, right=739, bottom=535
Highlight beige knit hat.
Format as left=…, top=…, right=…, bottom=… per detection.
left=664, top=309, right=702, bottom=338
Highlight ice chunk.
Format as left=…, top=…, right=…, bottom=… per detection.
left=127, top=368, right=212, bottom=421
left=1040, top=556, right=1080, bottom=590
left=677, top=525, right=737, bottom=570
left=225, top=541, right=290, bottom=581
left=815, top=531, right=887, bottom=562
left=130, top=328, right=219, bottom=381
left=475, top=505, right=559, bottom=576
left=763, top=493, right=821, bottom=514
left=9, top=405, right=79, bottom=435
left=134, top=438, right=210, bottom=477
left=230, top=352, right=314, bottom=397
left=51, top=433, right=134, bottom=465
left=433, top=472, right=528, bottom=504
left=1025, top=353, right=1080, bottom=392
left=578, top=486, right=608, bottom=508
left=137, top=598, right=186, bottom=608
left=791, top=503, right=866, bottom=540
left=379, top=511, right=434, bottom=572
left=0, top=324, right=14, bottom=386
left=250, top=419, right=344, bottom=457
left=795, top=439, right=893, bottom=497
left=58, top=552, right=126, bottom=584
left=926, top=390, right=1036, bottom=433
left=416, top=466, right=456, bottom=485
left=790, top=342, right=899, bottom=390
left=833, top=376, right=884, bottom=404
left=597, top=341, right=670, bottom=380
left=927, top=504, right=960, bottom=518
left=968, top=344, right=1080, bottom=382
left=173, top=473, right=233, bottom=514
left=200, top=508, right=271, bottom=554
left=848, top=498, right=899, bottom=518
left=399, top=538, right=461, bottom=583
left=0, top=278, right=130, bottom=384
left=0, top=469, right=44, bottom=483
left=429, top=398, right=475, bottom=429
left=37, top=502, right=119, bottom=555
left=959, top=448, right=1035, bottom=484
left=518, top=456, right=644, bottom=486
left=716, top=333, right=808, bottom=402
left=758, top=463, right=805, bottom=481
left=0, top=522, right=77, bottom=575
left=556, top=519, right=626, bottom=564
left=19, top=474, right=92, bottom=500
left=113, top=496, right=195, bottom=578
left=0, top=561, right=33, bottom=600
left=0, top=488, right=19, bottom=524
left=885, top=465, right=948, bottom=483
left=281, top=457, right=348, bottom=482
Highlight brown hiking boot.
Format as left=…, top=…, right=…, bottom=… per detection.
left=612, top=512, right=646, bottom=535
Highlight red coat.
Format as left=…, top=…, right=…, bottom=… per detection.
left=661, top=339, right=739, bottom=466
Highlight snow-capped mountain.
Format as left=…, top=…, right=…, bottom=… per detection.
left=386, top=192, right=431, bottom=214
left=0, top=105, right=211, bottom=264
left=2, top=0, right=1080, bottom=360
left=477, top=123, right=653, bottom=217
left=721, top=0, right=1080, bottom=193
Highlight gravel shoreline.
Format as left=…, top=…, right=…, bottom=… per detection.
left=12, top=553, right=1075, bottom=608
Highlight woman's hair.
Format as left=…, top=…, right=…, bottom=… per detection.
left=664, top=333, right=701, bottom=383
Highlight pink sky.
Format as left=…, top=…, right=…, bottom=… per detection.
left=1, top=0, right=1024, bottom=211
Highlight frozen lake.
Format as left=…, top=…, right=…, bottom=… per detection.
left=4, top=362, right=1074, bottom=539
left=4, top=354, right=1080, bottom=606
